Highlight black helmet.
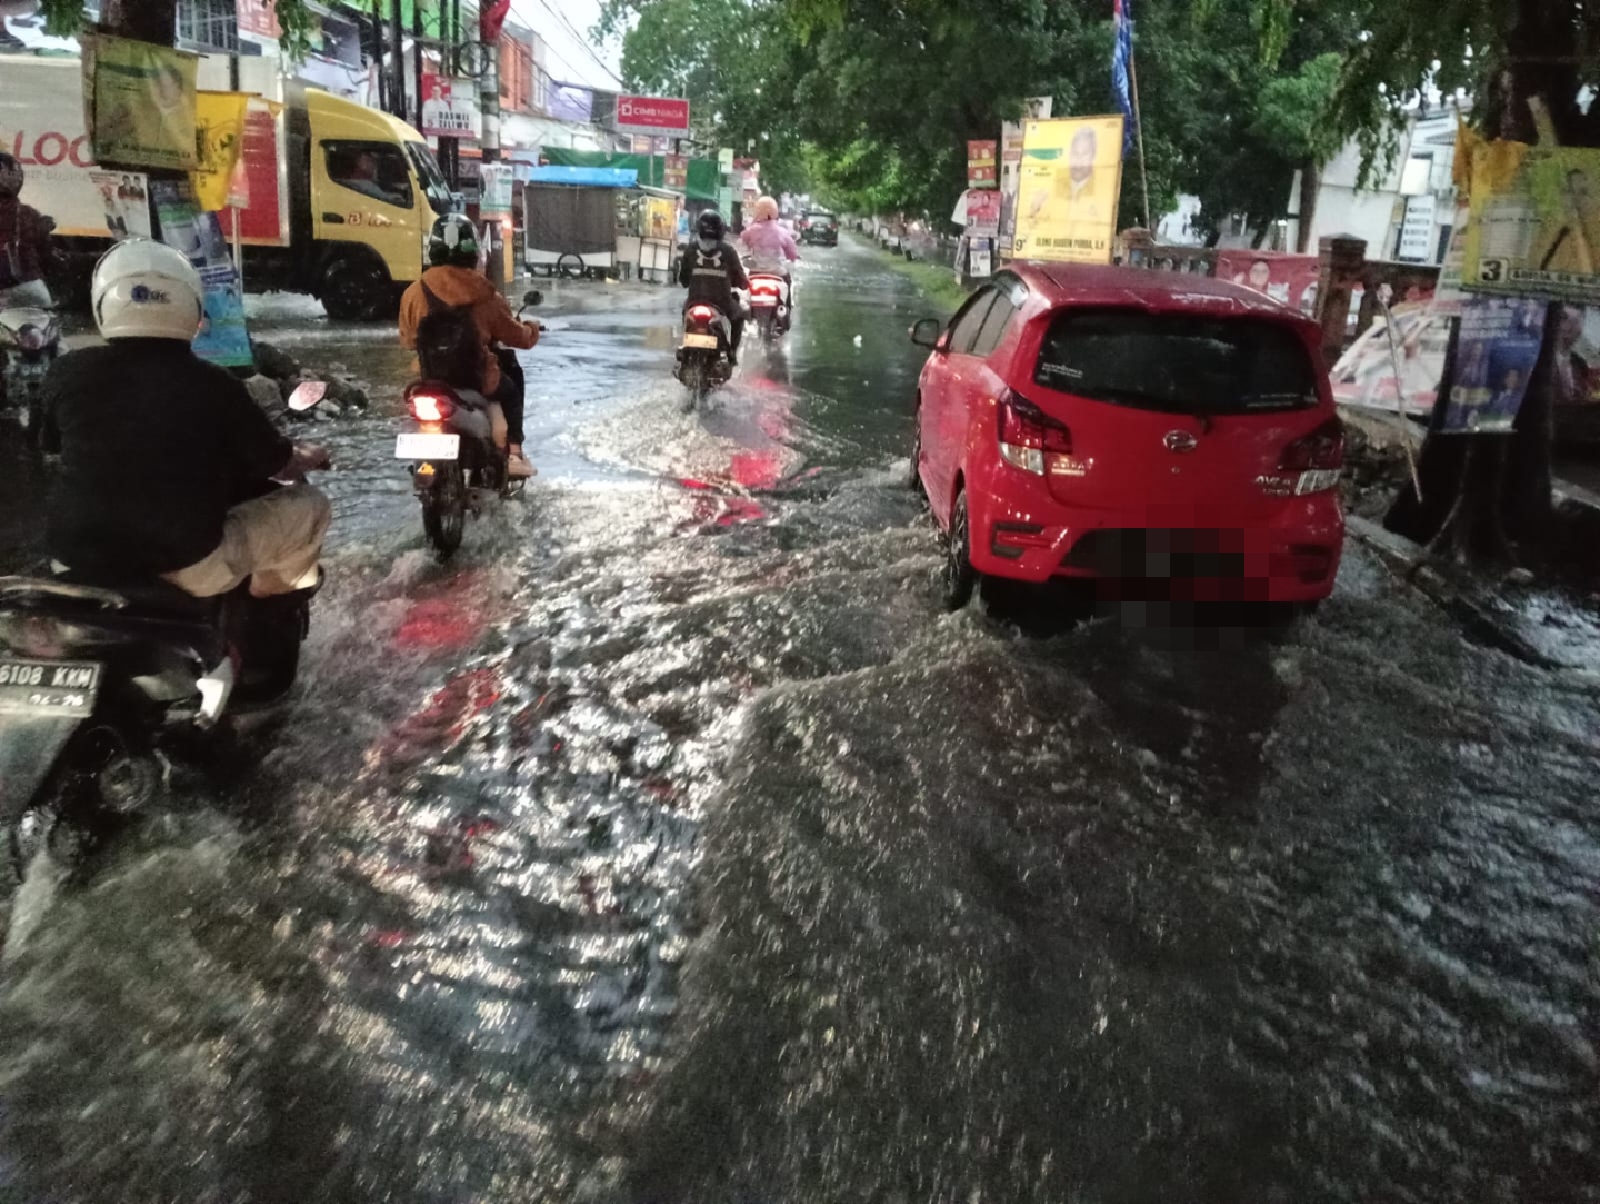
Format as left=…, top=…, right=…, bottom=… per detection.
left=695, top=210, right=726, bottom=243
left=0, top=152, right=22, bottom=198
left=428, top=213, right=480, bottom=268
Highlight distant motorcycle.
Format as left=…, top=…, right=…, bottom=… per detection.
left=397, top=289, right=542, bottom=558
left=0, top=385, right=329, bottom=876
left=675, top=301, right=735, bottom=411
left=747, top=271, right=791, bottom=343
left=0, top=300, right=61, bottom=443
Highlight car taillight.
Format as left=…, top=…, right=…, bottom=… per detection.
left=409, top=392, right=455, bottom=422
left=1272, top=417, right=1344, bottom=495
left=688, top=304, right=718, bottom=323
left=997, top=392, right=1072, bottom=476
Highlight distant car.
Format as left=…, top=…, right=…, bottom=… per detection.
left=910, top=264, right=1345, bottom=613
left=799, top=210, right=839, bottom=246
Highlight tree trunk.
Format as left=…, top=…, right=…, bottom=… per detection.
left=1295, top=158, right=1319, bottom=254
left=1387, top=0, right=1590, bottom=563
left=101, top=0, right=177, bottom=45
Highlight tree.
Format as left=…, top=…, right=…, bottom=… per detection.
left=38, top=0, right=318, bottom=57
left=1246, top=0, right=1600, bottom=557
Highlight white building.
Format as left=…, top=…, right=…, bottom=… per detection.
left=1291, top=105, right=1463, bottom=264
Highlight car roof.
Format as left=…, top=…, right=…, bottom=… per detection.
left=1004, top=261, right=1314, bottom=327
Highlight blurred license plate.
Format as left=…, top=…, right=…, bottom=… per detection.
left=395, top=433, right=460, bottom=460
left=682, top=334, right=720, bottom=350
left=0, top=659, right=101, bottom=715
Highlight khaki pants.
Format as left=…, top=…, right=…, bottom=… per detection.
left=162, top=484, right=332, bottom=598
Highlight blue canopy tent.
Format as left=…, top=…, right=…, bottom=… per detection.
left=519, top=165, right=681, bottom=281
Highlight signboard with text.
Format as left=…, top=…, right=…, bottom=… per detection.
left=967, top=139, right=998, bottom=189
left=1013, top=115, right=1124, bottom=264
left=1462, top=143, right=1600, bottom=304
left=1398, top=194, right=1436, bottom=262
left=615, top=94, right=690, bottom=139
left=420, top=73, right=480, bottom=138
left=965, top=188, right=1001, bottom=235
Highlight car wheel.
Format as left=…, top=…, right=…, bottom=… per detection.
left=941, top=488, right=977, bottom=610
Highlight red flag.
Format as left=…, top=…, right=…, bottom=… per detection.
left=480, top=0, right=512, bottom=41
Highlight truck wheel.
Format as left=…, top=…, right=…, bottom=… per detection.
left=320, top=252, right=394, bottom=321
left=556, top=253, right=585, bottom=280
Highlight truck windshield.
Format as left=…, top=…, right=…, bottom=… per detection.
left=406, top=143, right=455, bottom=215
left=1033, top=309, right=1320, bottom=416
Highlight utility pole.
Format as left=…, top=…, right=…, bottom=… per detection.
left=479, top=11, right=504, bottom=286
left=389, top=0, right=406, bottom=121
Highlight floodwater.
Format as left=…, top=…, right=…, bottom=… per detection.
left=0, top=238, right=1597, bottom=1204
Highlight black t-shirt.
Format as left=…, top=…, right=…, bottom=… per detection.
left=678, top=240, right=749, bottom=314
left=40, top=339, right=292, bottom=578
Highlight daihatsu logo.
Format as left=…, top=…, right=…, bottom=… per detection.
left=1163, top=430, right=1199, bottom=453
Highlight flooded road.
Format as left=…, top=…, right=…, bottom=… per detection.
left=1, top=237, right=1598, bottom=1203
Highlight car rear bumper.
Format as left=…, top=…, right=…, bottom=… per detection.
left=967, top=482, right=1344, bottom=602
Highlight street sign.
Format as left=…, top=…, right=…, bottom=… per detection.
left=615, top=94, right=690, bottom=139
left=1398, top=194, right=1436, bottom=262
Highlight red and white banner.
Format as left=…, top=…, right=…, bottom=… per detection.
left=235, top=0, right=281, bottom=39
left=615, top=94, right=690, bottom=138
left=421, top=73, right=480, bottom=139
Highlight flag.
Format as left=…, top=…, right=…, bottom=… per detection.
left=1112, top=0, right=1135, bottom=150
left=481, top=0, right=512, bottom=42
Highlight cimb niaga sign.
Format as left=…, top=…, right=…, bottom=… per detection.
left=615, top=95, right=690, bottom=139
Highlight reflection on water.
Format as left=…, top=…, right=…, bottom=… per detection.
left=1, top=241, right=1597, bottom=1204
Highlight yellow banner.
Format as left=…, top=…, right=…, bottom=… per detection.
left=191, top=91, right=254, bottom=212
left=91, top=35, right=199, bottom=171
left=1461, top=141, right=1600, bottom=303
left=644, top=196, right=676, bottom=241
left=1013, top=115, right=1123, bottom=264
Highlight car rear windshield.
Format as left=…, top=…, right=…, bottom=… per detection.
left=806, top=212, right=837, bottom=225
left=1033, top=309, right=1320, bottom=415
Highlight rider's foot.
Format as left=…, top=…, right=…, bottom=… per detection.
left=507, top=452, right=537, bottom=479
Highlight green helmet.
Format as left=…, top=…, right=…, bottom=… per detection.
left=428, top=213, right=480, bottom=268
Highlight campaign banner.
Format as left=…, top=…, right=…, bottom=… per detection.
left=90, top=35, right=199, bottom=171
left=421, top=73, right=480, bottom=139
left=1442, top=295, right=1547, bottom=433
left=88, top=169, right=152, bottom=239
left=1215, top=251, right=1323, bottom=314
left=191, top=91, right=251, bottom=212
left=1331, top=301, right=1450, bottom=418
left=151, top=178, right=253, bottom=369
left=965, top=188, right=1001, bottom=236
left=616, top=95, right=690, bottom=138
left=1462, top=142, right=1600, bottom=304
left=1013, top=115, right=1124, bottom=264
left=644, top=196, right=676, bottom=242
left=235, top=0, right=281, bottom=39
left=479, top=164, right=513, bottom=219
left=664, top=155, right=688, bottom=189
left=967, top=139, right=998, bottom=190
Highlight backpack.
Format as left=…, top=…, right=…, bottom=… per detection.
left=414, top=280, right=482, bottom=389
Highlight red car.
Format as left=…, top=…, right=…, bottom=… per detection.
left=910, top=264, right=1345, bottom=611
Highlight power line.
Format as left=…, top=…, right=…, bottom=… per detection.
left=514, top=0, right=622, bottom=87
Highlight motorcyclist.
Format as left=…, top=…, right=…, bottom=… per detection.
left=0, top=151, right=54, bottom=308
left=40, top=238, right=332, bottom=598
left=399, top=213, right=541, bottom=479
left=679, top=209, right=749, bottom=365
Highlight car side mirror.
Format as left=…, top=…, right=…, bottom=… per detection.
left=523, top=289, right=543, bottom=307
left=910, top=317, right=944, bottom=349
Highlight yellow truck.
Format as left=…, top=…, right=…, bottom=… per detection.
left=1, top=58, right=451, bottom=319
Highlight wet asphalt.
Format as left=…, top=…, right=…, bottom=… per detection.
left=0, top=236, right=1598, bottom=1204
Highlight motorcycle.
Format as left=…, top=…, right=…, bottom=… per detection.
left=0, top=391, right=328, bottom=877
left=0, top=301, right=62, bottom=442
left=747, top=271, right=791, bottom=343
left=397, top=289, right=542, bottom=559
left=675, top=301, right=736, bottom=411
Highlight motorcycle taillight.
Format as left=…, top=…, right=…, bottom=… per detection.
left=409, top=392, right=455, bottom=422
left=688, top=305, right=718, bottom=323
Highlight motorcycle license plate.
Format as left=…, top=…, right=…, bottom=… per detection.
left=682, top=334, right=720, bottom=350
left=395, top=433, right=460, bottom=461
left=0, top=658, right=101, bottom=716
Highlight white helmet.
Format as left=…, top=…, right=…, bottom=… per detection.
left=91, top=238, right=203, bottom=341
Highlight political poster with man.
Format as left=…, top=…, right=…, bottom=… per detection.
left=1461, top=143, right=1600, bottom=304
left=1013, top=116, right=1124, bottom=264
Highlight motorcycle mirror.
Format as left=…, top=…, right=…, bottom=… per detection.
left=523, top=289, right=544, bottom=307
left=288, top=380, right=329, bottom=412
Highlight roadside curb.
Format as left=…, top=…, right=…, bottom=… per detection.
left=1345, top=514, right=1573, bottom=669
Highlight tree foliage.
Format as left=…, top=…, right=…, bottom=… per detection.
left=598, top=0, right=1365, bottom=238
left=40, top=0, right=319, bottom=58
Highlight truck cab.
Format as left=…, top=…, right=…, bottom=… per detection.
left=285, top=88, right=454, bottom=320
